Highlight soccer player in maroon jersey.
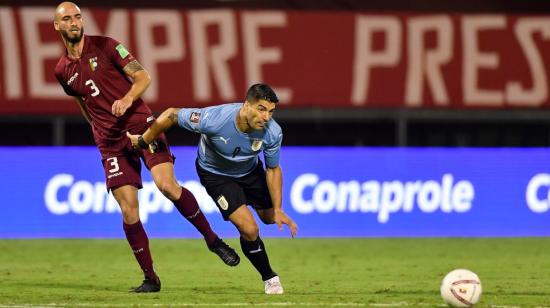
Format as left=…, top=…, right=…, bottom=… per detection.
left=53, top=2, right=239, bottom=293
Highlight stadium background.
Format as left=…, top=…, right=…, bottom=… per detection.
left=2, top=0, right=550, bottom=148
left=2, top=0, right=550, bottom=234
left=2, top=1, right=550, bottom=306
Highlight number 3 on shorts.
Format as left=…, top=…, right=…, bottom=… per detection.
left=106, top=157, right=120, bottom=173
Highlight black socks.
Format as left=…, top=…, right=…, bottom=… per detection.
left=240, top=236, right=277, bottom=281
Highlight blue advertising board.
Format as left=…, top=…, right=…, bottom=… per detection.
left=1, top=147, right=549, bottom=238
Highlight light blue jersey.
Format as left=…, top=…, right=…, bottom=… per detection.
left=177, top=103, right=283, bottom=177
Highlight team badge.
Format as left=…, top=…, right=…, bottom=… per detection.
left=251, top=139, right=263, bottom=151
left=190, top=112, right=201, bottom=123
left=88, top=57, right=98, bottom=72
left=216, top=195, right=229, bottom=210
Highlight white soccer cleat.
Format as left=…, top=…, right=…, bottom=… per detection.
left=264, top=276, right=284, bottom=294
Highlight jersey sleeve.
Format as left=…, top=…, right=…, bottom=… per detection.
left=263, top=124, right=283, bottom=168
left=177, top=106, right=222, bottom=134
left=103, top=37, right=137, bottom=70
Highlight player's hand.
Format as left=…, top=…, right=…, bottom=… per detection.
left=126, top=131, right=140, bottom=149
left=274, top=209, right=298, bottom=238
left=112, top=96, right=133, bottom=117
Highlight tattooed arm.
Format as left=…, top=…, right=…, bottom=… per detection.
left=127, top=108, right=181, bottom=148
left=112, top=60, right=151, bottom=117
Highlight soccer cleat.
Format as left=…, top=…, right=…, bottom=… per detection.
left=208, top=237, right=240, bottom=266
left=131, top=277, right=161, bottom=293
left=264, top=276, right=284, bottom=294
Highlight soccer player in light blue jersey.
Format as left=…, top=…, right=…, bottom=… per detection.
left=127, top=84, right=298, bottom=294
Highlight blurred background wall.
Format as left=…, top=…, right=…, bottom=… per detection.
left=2, top=0, right=550, bottom=239
left=1, top=0, right=550, bottom=147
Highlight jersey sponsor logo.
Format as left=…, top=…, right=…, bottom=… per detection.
left=214, top=136, right=230, bottom=144
left=190, top=112, right=201, bottom=123
left=216, top=195, right=229, bottom=210
left=88, top=57, right=98, bottom=72
left=115, top=44, right=130, bottom=59
left=251, top=139, right=263, bottom=151
left=67, top=72, right=79, bottom=86
left=107, top=171, right=123, bottom=179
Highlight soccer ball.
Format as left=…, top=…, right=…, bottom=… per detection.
left=440, top=269, right=482, bottom=307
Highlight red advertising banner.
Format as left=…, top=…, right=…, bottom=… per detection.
left=0, top=8, right=550, bottom=114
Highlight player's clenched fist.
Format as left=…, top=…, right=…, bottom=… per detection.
left=112, top=96, right=133, bottom=117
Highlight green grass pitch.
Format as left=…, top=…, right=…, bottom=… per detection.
left=1, top=238, right=549, bottom=307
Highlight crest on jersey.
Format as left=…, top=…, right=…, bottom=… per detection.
left=251, top=139, right=263, bottom=151
left=88, top=57, right=98, bottom=72
left=190, top=112, right=201, bottom=123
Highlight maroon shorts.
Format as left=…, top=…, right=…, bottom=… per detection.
left=101, top=133, right=174, bottom=191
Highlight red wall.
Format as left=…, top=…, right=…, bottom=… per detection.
left=1, top=8, right=550, bottom=114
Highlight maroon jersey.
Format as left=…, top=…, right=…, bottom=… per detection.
left=55, top=35, right=153, bottom=158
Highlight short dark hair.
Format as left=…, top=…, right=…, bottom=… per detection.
left=245, top=83, right=279, bottom=104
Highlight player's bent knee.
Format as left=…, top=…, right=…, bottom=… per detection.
left=115, top=199, right=140, bottom=224
left=155, top=179, right=180, bottom=200
left=121, top=208, right=140, bottom=224
left=239, top=223, right=260, bottom=240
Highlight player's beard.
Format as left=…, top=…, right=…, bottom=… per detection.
left=61, top=27, right=84, bottom=44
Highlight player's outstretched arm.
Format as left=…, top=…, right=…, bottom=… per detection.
left=127, top=107, right=181, bottom=149
left=266, top=166, right=298, bottom=238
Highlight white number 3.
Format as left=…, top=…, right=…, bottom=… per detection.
left=106, top=157, right=120, bottom=173
left=85, top=79, right=100, bottom=97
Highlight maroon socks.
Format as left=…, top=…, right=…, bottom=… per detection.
left=173, top=187, right=218, bottom=245
left=123, top=221, right=158, bottom=281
